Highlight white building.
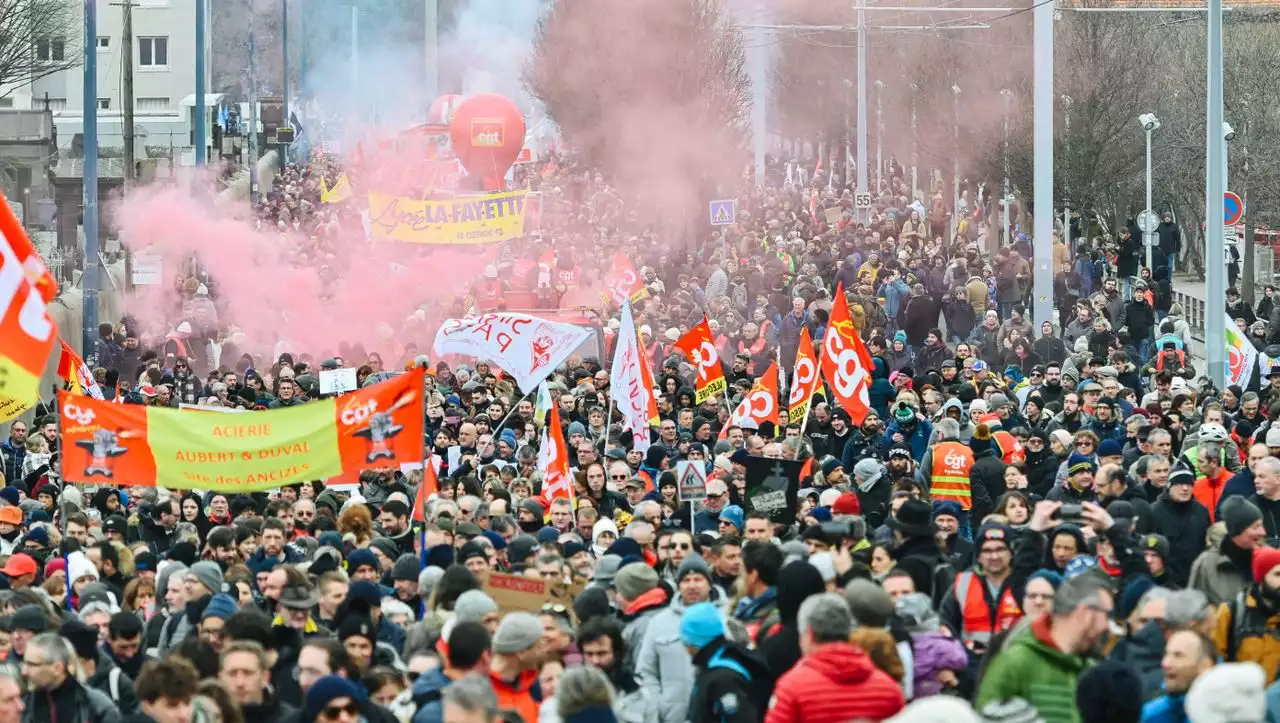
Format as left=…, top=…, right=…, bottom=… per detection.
left=4, top=0, right=221, bottom=162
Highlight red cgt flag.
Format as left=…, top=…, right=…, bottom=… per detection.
left=820, top=284, right=874, bottom=424
left=725, top=362, right=780, bottom=432
left=673, top=316, right=728, bottom=405
left=0, top=191, right=58, bottom=408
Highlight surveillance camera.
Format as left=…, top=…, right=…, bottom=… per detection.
left=1138, top=113, right=1161, bottom=132
left=1223, top=122, right=1237, bottom=141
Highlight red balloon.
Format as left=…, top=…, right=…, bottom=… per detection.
left=449, top=94, right=526, bottom=191
left=428, top=94, right=463, bottom=124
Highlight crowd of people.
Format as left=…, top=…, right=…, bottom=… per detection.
left=6, top=139, right=1280, bottom=723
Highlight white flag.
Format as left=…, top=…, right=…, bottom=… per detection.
left=609, top=301, right=653, bottom=454
left=433, top=312, right=591, bottom=393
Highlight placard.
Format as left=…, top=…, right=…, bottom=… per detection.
left=483, top=572, right=582, bottom=620
left=319, top=368, right=358, bottom=395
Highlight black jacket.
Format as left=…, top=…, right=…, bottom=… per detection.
left=969, top=449, right=1006, bottom=524
left=1149, top=489, right=1212, bottom=587
left=86, top=654, right=138, bottom=716
left=688, top=637, right=770, bottom=723
left=22, top=676, right=119, bottom=723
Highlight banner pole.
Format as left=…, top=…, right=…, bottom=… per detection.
left=56, top=394, right=71, bottom=611
left=603, top=398, right=614, bottom=451
left=690, top=500, right=696, bottom=534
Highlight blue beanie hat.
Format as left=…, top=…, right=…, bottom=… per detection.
left=933, top=501, right=964, bottom=521
left=347, top=548, right=378, bottom=573
left=317, top=531, right=345, bottom=551
left=1097, top=438, right=1123, bottom=458
left=24, top=527, right=48, bottom=548
left=1028, top=569, right=1064, bottom=589
left=1067, top=451, right=1096, bottom=476
left=718, top=505, right=744, bottom=531
left=679, top=602, right=724, bottom=650
left=0, top=488, right=19, bottom=507
left=537, top=526, right=560, bottom=544
left=810, top=506, right=832, bottom=522
left=201, top=593, right=239, bottom=622
left=893, top=330, right=907, bottom=344
left=304, top=676, right=363, bottom=723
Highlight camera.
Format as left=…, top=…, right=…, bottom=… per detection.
left=1057, top=504, right=1085, bottom=525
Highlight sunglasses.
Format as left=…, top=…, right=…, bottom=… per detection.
left=1076, top=441, right=1094, bottom=448
left=610, top=474, right=628, bottom=480
left=671, top=542, right=692, bottom=551
left=320, top=702, right=360, bottom=720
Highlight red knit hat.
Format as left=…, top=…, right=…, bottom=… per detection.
left=1252, top=546, right=1280, bottom=583
left=832, top=492, right=861, bottom=516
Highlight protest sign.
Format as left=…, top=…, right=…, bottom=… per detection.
left=483, top=572, right=582, bottom=619
left=742, top=456, right=803, bottom=526
left=367, top=191, right=528, bottom=245
left=59, top=369, right=424, bottom=492
left=433, top=312, right=590, bottom=392
left=677, top=460, right=707, bottom=503
left=319, top=368, right=359, bottom=395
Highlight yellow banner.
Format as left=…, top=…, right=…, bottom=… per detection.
left=367, top=191, right=527, bottom=245
left=0, top=395, right=31, bottom=424
left=147, top=400, right=345, bottom=488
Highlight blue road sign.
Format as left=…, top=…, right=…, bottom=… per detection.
left=709, top=199, right=736, bottom=226
left=1225, top=192, right=1244, bottom=226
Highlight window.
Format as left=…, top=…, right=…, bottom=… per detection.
left=45, top=98, right=66, bottom=111
left=137, top=97, right=170, bottom=112
left=97, top=98, right=110, bottom=110
left=97, top=37, right=110, bottom=50
left=35, top=38, right=65, bottom=62
left=138, top=37, right=167, bottom=67
left=0, top=98, right=13, bottom=109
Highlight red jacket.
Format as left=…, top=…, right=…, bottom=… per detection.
left=763, top=642, right=905, bottom=723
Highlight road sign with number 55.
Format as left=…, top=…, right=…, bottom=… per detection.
left=854, top=192, right=873, bottom=209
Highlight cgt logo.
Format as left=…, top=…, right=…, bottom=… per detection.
left=62, top=401, right=95, bottom=427
left=691, top=341, right=720, bottom=382
left=471, top=119, right=505, bottom=148
left=789, top=357, right=816, bottom=406
left=341, top=399, right=378, bottom=427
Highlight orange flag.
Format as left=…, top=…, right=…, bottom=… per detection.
left=819, top=284, right=874, bottom=424
left=539, top=401, right=574, bottom=507
left=0, top=191, right=58, bottom=408
left=726, top=362, right=780, bottom=432
left=58, top=340, right=104, bottom=399
left=673, top=316, right=728, bottom=404
left=788, top=328, right=820, bottom=424
left=411, top=457, right=439, bottom=523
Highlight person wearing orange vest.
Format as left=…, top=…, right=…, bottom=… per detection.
left=918, top=418, right=987, bottom=540
left=939, top=524, right=1027, bottom=656
left=486, top=611, right=544, bottom=722
left=977, top=413, right=1026, bottom=466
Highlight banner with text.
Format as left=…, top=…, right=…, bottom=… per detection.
left=433, top=312, right=590, bottom=393
left=367, top=191, right=528, bottom=245
left=59, top=369, right=424, bottom=492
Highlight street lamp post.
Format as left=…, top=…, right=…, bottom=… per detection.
left=874, top=80, right=884, bottom=194
left=910, top=83, right=919, bottom=203
left=1062, top=95, right=1072, bottom=243
left=1140, top=112, right=1160, bottom=271
left=1001, top=88, right=1012, bottom=248
left=952, top=84, right=961, bottom=241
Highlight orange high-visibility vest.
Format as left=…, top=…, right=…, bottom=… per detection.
left=954, top=570, right=1023, bottom=645
left=930, top=441, right=975, bottom=510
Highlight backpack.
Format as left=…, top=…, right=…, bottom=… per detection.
left=1224, top=592, right=1268, bottom=662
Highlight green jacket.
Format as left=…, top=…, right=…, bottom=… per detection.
left=976, top=616, right=1092, bottom=723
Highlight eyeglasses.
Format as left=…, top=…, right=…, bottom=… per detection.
left=1076, top=441, right=1094, bottom=448
left=319, top=702, right=360, bottom=720
left=610, top=474, right=628, bottom=480
left=1025, top=592, right=1054, bottom=602
left=671, top=542, right=692, bottom=551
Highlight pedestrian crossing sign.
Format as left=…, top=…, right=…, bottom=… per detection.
left=709, top=199, right=736, bottom=226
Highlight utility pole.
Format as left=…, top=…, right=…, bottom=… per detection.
left=83, top=0, right=100, bottom=356
left=1032, top=0, right=1055, bottom=328
left=281, top=0, right=288, bottom=167
left=120, top=0, right=135, bottom=182
left=1206, top=0, right=1225, bottom=388
left=195, top=0, right=206, bottom=166
left=248, top=0, right=259, bottom=204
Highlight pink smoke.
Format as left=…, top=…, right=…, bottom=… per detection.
left=114, top=182, right=494, bottom=363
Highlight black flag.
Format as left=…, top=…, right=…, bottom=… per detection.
left=743, top=456, right=803, bottom=526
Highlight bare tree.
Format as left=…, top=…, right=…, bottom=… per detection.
left=0, top=0, right=82, bottom=96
